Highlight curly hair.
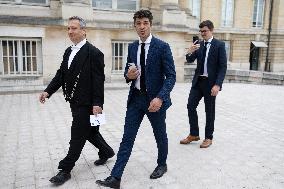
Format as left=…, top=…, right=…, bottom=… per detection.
left=133, top=9, right=153, bottom=25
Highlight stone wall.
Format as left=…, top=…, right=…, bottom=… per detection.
left=184, top=64, right=284, bottom=85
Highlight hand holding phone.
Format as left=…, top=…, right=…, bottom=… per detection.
left=127, top=62, right=139, bottom=79
left=128, top=63, right=136, bottom=69
left=188, top=35, right=200, bottom=54
left=193, top=35, right=199, bottom=44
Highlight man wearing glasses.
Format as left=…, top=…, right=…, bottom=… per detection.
left=180, top=20, right=227, bottom=148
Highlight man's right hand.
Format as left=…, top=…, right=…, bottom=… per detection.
left=188, top=41, right=200, bottom=54
left=39, top=92, right=49, bottom=104
left=127, top=67, right=139, bottom=80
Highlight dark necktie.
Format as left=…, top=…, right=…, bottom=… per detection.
left=140, top=43, right=146, bottom=92
left=200, top=42, right=208, bottom=75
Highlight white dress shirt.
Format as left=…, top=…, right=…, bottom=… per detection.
left=201, top=36, right=213, bottom=76
left=135, top=34, right=152, bottom=90
left=68, top=38, right=87, bottom=69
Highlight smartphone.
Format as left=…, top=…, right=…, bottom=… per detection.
left=128, top=63, right=136, bottom=69
left=193, top=35, right=199, bottom=44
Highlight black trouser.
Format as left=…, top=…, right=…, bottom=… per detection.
left=58, top=104, right=114, bottom=172
left=187, top=77, right=216, bottom=139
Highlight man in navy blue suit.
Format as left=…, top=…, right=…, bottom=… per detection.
left=180, top=20, right=227, bottom=148
left=96, top=9, right=176, bottom=189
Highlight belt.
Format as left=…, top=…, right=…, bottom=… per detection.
left=133, top=88, right=147, bottom=95
left=198, top=75, right=208, bottom=80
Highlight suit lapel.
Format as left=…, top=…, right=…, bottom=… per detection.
left=201, top=41, right=207, bottom=59
left=146, top=37, right=156, bottom=68
left=132, top=41, right=139, bottom=66
left=207, top=38, right=216, bottom=60
left=63, top=47, right=72, bottom=72
left=68, top=42, right=89, bottom=73
left=66, top=42, right=89, bottom=85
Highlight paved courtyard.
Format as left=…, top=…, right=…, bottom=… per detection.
left=0, top=83, right=284, bottom=189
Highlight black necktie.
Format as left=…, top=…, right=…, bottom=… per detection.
left=140, top=43, right=146, bottom=92
left=200, top=42, right=208, bottom=75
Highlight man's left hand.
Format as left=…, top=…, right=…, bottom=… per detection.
left=93, top=106, right=102, bottom=115
left=148, top=98, right=163, bottom=112
left=211, top=85, right=220, bottom=96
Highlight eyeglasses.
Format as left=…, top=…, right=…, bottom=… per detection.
left=199, top=30, right=210, bottom=33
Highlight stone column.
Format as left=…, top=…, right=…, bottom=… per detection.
left=179, top=0, right=191, bottom=13
left=160, top=0, right=188, bottom=26
left=140, top=0, right=150, bottom=9
left=149, top=0, right=161, bottom=10
left=161, top=0, right=179, bottom=10
left=61, top=0, right=93, bottom=20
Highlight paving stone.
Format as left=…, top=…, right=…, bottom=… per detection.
left=0, top=83, right=283, bottom=189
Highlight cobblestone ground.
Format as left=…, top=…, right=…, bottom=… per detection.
left=0, top=83, right=284, bottom=189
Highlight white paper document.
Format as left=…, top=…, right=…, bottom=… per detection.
left=90, top=113, right=106, bottom=126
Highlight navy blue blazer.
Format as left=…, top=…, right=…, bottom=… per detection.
left=124, top=36, right=176, bottom=111
left=186, top=38, right=227, bottom=89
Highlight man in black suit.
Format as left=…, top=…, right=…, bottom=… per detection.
left=180, top=20, right=227, bottom=148
left=39, top=16, right=114, bottom=185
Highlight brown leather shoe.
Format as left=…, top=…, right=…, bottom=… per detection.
left=200, top=139, right=212, bottom=148
left=180, top=135, right=200, bottom=144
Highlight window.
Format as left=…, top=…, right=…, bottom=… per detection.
left=223, top=41, right=231, bottom=61
left=221, top=0, right=234, bottom=27
left=112, top=41, right=132, bottom=73
left=252, top=0, right=265, bottom=28
left=0, top=0, right=48, bottom=5
left=92, top=0, right=112, bottom=9
left=190, top=0, right=201, bottom=20
left=92, top=0, right=138, bottom=10
left=0, top=38, right=42, bottom=76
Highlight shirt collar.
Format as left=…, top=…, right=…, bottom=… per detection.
left=71, top=38, right=86, bottom=50
left=204, top=36, right=213, bottom=45
left=139, top=34, right=152, bottom=45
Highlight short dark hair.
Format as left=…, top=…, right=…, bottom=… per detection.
left=69, top=16, right=86, bottom=29
left=133, top=9, right=153, bottom=25
left=199, top=20, right=214, bottom=30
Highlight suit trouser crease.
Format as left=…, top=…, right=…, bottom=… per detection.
left=187, top=79, right=216, bottom=139
left=111, top=93, right=168, bottom=179
left=58, top=105, right=113, bottom=172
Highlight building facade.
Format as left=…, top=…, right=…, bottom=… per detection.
left=0, top=0, right=283, bottom=90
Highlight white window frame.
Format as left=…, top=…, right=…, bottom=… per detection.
left=223, top=41, right=231, bottom=61
left=252, top=0, right=265, bottom=28
left=0, top=0, right=49, bottom=6
left=221, top=0, right=234, bottom=27
left=190, top=0, right=201, bottom=20
left=92, top=0, right=139, bottom=11
left=0, top=38, right=42, bottom=76
left=111, top=41, right=133, bottom=73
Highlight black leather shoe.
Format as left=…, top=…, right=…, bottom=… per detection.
left=96, top=176, right=120, bottom=189
left=94, top=150, right=115, bottom=166
left=49, top=170, right=71, bottom=185
left=150, top=165, right=167, bottom=179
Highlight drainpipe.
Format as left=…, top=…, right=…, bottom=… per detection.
left=264, top=0, right=274, bottom=72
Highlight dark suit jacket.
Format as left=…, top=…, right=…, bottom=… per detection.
left=186, top=38, right=227, bottom=89
left=44, top=41, right=105, bottom=107
left=124, top=36, right=176, bottom=111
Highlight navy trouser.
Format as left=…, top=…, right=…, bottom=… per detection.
left=111, top=91, right=168, bottom=179
left=187, top=77, right=216, bottom=139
